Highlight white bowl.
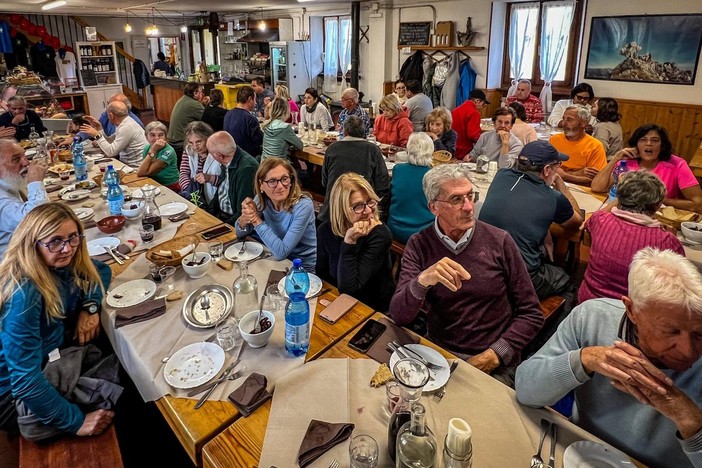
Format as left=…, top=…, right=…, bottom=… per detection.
left=395, top=151, right=408, bottom=162
left=681, top=222, right=702, bottom=244
left=238, top=310, right=275, bottom=348
left=181, top=252, right=211, bottom=278
left=121, top=201, right=142, bottom=219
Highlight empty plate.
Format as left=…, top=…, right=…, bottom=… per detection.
left=61, top=189, right=91, bottom=202
left=106, top=279, right=157, bottom=308
left=224, top=242, right=264, bottom=262
left=159, top=202, right=188, bottom=217
left=163, top=342, right=225, bottom=389
left=132, top=187, right=161, bottom=199
left=563, top=441, right=632, bottom=467
left=87, top=237, right=120, bottom=256
left=278, top=273, right=323, bottom=299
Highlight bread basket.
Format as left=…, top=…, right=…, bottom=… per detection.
left=432, top=150, right=453, bottom=166
left=145, top=235, right=199, bottom=267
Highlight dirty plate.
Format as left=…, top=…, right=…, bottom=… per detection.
left=106, top=279, right=157, bottom=308
left=563, top=441, right=632, bottom=467
left=159, top=202, right=188, bottom=217
left=73, top=207, right=95, bottom=221
left=87, top=237, right=120, bottom=256
left=182, top=284, right=234, bottom=328
left=389, top=343, right=450, bottom=392
left=163, top=342, right=225, bottom=389
left=224, top=242, right=264, bottom=262
left=61, top=189, right=91, bottom=202
left=278, top=273, right=323, bottom=299
left=132, top=187, right=162, bottom=199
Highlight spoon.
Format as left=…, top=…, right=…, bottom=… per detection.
left=254, top=294, right=265, bottom=333
left=189, top=239, right=200, bottom=264
left=200, top=294, right=211, bottom=324
left=530, top=419, right=550, bottom=467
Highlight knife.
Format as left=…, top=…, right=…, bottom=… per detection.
left=548, top=422, right=558, bottom=468
left=187, top=357, right=240, bottom=397
left=194, top=343, right=245, bottom=408
left=103, top=246, right=124, bottom=265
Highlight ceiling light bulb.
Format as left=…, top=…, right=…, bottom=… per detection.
left=181, top=25, right=187, bottom=33
left=258, top=20, right=266, bottom=31
left=125, top=23, right=132, bottom=32
left=42, top=0, right=66, bottom=10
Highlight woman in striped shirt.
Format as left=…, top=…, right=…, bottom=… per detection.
left=179, top=121, right=220, bottom=206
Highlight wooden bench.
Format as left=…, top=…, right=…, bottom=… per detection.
left=20, top=425, right=123, bottom=468
left=390, top=239, right=406, bottom=281
left=540, top=295, right=565, bottom=322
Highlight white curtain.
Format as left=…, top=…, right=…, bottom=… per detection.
left=323, top=17, right=339, bottom=95
left=507, top=2, right=539, bottom=97
left=539, top=0, right=575, bottom=112
left=338, top=17, right=352, bottom=95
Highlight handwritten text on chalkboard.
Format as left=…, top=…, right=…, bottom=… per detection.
left=398, top=22, right=432, bottom=46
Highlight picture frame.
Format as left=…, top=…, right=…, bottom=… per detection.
left=584, top=14, right=702, bottom=85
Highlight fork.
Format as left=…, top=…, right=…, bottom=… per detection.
left=328, top=460, right=339, bottom=468
left=110, top=246, right=130, bottom=260
left=391, top=340, right=443, bottom=370
left=238, top=239, right=247, bottom=255
left=434, top=360, right=459, bottom=402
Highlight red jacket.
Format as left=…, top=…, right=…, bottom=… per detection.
left=372, top=110, right=413, bottom=147
left=452, top=100, right=481, bottom=159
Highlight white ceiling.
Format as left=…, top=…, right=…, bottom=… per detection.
left=2, top=0, right=352, bottom=16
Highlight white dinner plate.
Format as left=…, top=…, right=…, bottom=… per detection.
left=224, top=241, right=264, bottom=262
left=563, top=441, right=632, bottom=467
left=132, top=187, right=161, bottom=199
left=163, top=342, right=225, bottom=389
left=100, top=185, right=130, bottom=197
left=73, top=207, right=94, bottom=221
left=61, top=189, right=91, bottom=202
left=278, top=273, right=323, bottom=299
left=87, top=237, right=121, bottom=256
left=106, top=279, right=157, bottom=308
left=389, top=343, right=450, bottom=392
left=159, top=201, right=188, bottom=217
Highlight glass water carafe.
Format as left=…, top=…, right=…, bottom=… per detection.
left=232, top=261, right=259, bottom=319
left=396, top=402, right=437, bottom=468
left=388, top=358, right=430, bottom=462
left=140, top=184, right=162, bottom=230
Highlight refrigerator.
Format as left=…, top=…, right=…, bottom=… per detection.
left=269, top=41, right=312, bottom=101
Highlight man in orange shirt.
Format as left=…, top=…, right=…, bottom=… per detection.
left=549, top=106, right=607, bottom=186
left=452, top=89, right=490, bottom=159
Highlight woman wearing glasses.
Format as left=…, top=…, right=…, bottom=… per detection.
left=235, top=157, right=316, bottom=272
left=0, top=204, right=114, bottom=438
left=317, top=173, right=394, bottom=312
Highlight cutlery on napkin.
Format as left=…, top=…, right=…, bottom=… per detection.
left=114, top=298, right=167, bottom=328
left=297, top=420, right=355, bottom=468
left=94, top=244, right=133, bottom=263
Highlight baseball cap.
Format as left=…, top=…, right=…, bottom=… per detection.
left=519, top=140, right=569, bottom=166
left=469, top=89, right=491, bottom=104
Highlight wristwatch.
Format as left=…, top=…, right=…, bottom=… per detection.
left=94, top=133, right=102, bottom=140
left=83, top=300, right=100, bottom=315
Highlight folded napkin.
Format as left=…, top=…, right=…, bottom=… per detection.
left=114, top=298, right=167, bottom=328
left=46, top=185, right=62, bottom=193
left=266, top=269, right=287, bottom=289
left=93, top=243, right=133, bottom=263
left=365, top=316, right=419, bottom=364
left=228, top=373, right=272, bottom=417
left=297, top=419, right=355, bottom=468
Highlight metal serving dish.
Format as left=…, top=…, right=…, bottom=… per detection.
left=182, top=284, right=233, bottom=328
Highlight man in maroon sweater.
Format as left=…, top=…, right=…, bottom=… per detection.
left=389, top=164, right=544, bottom=386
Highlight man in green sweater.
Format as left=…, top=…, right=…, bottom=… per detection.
left=168, top=82, right=205, bottom=161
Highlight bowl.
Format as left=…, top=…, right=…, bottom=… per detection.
left=681, top=222, right=702, bottom=244
left=238, top=310, right=275, bottom=348
left=121, top=201, right=143, bottom=220
left=181, top=252, right=212, bottom=279
left=96, top=215, right=126, bottom=234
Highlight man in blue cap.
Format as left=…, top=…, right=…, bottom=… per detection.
left=480, top=141, right=584, bottom=347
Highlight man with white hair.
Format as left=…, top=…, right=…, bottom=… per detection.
left=390, top=164, right=544, bottom=385
left=506, top=79, right=543, bottom=123
left=549, top=106, right=607, bottom=186
left=0, top=138, right=48, bottom=259
left=79, top=101, right=147, bottom=168
left=97, top=93, right=144, bottom=137
left=337, top=88, right=370, bottom=138
left=516, top=248, right=702, bottom=468
left=206, top=131, right=258, bottom=224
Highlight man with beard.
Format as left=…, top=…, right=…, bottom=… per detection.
left=0, top=138, right=48, bottom=259
left=549, top=106, right=607, bottom=186
left=389, top=164, right=543, bottom=386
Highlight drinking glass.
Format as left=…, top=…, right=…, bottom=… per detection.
left=209, top=241, right=224, bottom=261
left=349, top=434, right=379, bottom=468
left=216, top=317, right=240, bottom=352
left=140, top=224, right=155, bottom=243
left=367, top=134, right=377, bottom=144
left=264, top=284, right=283, bottom=312
left=384, top=381, right=401, bottom=418
left=59, top=171, right=70, bottom=181
left=159, top=266, right=177, bottom=293
left=149, top=262, right=163, bottom=282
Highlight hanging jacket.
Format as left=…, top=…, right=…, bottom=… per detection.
left=422, top=55, right=434, bottom=96
left=133, top=59, right=150, bottom=89
left=456, top=59, right=477, bottom=107
left=399, top=50, right=424, bottom=85
left=440, top=53, right=461, bottom=111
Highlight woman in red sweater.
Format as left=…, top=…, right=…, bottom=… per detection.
left=372, top=94, right=413, bottom=147
left=579, top=170, right=685, bottom=303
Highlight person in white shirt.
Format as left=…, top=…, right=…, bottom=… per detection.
left=79, top=101, right=147, bottom=168
left=547, top=83, right=597, bottom=129
left=0, top=138, right=48, bottom=260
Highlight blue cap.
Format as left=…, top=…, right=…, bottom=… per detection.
left=292, top=259, right=302, bottom=268
left=518, top=140, right=569, bottom=166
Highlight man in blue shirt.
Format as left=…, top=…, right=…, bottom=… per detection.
left=251, top=77, right=274, bottom=118
left=337, top=88, right=370, bottom=138
left=97, top=93, right=144, bottom=137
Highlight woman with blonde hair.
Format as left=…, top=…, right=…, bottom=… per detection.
left=317, top=173, right=395, bottom=311
left=424, top=106, right=458, bottom=155
left=372, top=94, right=413, bottom=147
left=274, top=84, right=300, bottom=123
left=236, top=157, right=316, bottom=271
left=0, top=204, right=114, bottom=438
left=262, top=97, right=303, bottom=160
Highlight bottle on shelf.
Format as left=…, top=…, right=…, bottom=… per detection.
left=72, top=136, right=88, bottom=182
left=388, top=358, right=430, bottom=462
left=284, top=259, right=310, bottom=356
left=396, top=402, right=437, bottom=468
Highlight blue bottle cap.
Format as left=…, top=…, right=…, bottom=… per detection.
left=292, top=259, right=302, bottom=268
left=107, top=164, right=114, bottom=170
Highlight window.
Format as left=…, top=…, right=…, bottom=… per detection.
left=323, top=16, right=352, bottom=80
left=501, top=0, right=583, bottom=90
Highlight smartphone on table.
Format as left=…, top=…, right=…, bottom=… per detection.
left=348, top=319, right=387, bottom=353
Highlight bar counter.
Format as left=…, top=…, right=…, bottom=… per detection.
left=150, top=77, right=216, bottom=122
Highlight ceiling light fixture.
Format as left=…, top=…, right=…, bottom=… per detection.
left=180, top=13, right=187, bottom=33
left=42, top=0, right=67, bottom=10
left=124, top=11, right=132, bottom=33
left=146, top=8, right=159, bottom=36
left=258, top=7, right=266, bottom=31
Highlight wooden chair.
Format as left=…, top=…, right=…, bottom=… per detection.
left=540, top=295, right=565, bottom=322
left=20, top=426, right=123, bottom=468
left=390, top=239, right=406, bottom=282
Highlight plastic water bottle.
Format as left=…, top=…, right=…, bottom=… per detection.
left=104, top=165, right=124, bottom=216
left=284, top=259, right=310, bottom=356
left=72, top=136, right=88, bottom=181
left=608, top=160, right=629, bottom=201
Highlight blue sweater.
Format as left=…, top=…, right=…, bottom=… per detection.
left=0, top=260, right=111, bottom=434
left=236, top=196, right=317, bottom=272
left=223, top=108, right=264, bottom=158
left=387, top=164, right=434, bottom=244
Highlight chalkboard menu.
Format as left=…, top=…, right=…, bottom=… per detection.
left=398, top=22, right=432, bottom=46
left=80, top=69, right=97, bottom=87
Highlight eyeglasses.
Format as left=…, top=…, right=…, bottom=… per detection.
left=351, top=199, right=377, bottom=214
left=638, top=137, right=661, bottom=145
left=262, top=176, right=292, bottom=188
left=434, top=192, right=476, bottom=207
left=36, top=234, right=84, bottom=253
left=573, top=94, right=590, bottom=101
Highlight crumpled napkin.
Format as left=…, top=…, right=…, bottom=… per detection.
left=297, top=419, right=355, bottom=468
left=114, top=298, right=167, bottom=328
left=228, top=373, right=272, bottom=417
